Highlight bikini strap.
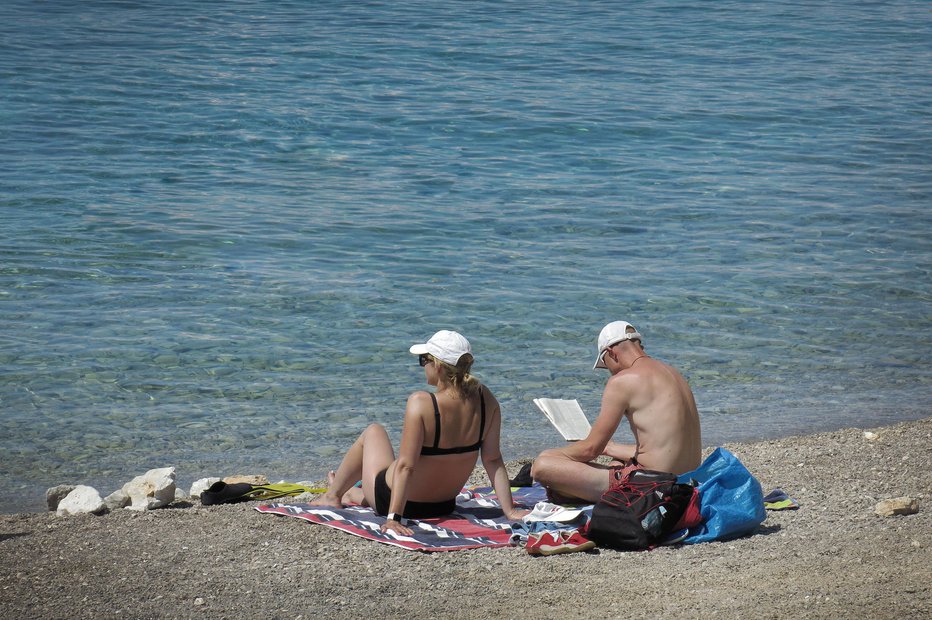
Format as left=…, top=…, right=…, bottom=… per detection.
left=478, top=389, right=486, bottom=443
left=429, top=392, right=441, bottom=449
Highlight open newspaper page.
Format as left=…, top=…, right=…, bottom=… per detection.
left=532, top=398, right=591, bottom=441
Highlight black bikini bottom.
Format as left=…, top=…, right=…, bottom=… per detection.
left=374, top=467, right=456, bottom=519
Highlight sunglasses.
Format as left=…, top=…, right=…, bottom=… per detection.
left=418, top=354, right=432, bottom=367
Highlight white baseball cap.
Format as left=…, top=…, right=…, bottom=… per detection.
left=593, top=321, right=642, bottom=369
left=409, top=330, right=472, bottom=366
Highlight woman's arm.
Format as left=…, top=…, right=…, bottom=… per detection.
left=480, top=390, right=530, bottom=521
left=381, top=392, right=427, bottom=535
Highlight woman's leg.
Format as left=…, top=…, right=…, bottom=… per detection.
left=310, top=423, right=395, bottom=507
left=323, top=470, right=365, bottom=506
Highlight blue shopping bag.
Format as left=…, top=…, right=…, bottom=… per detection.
left=677, top=447, right=766, bottom=544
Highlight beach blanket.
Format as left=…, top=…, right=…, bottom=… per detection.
left=258, top=474, right=795, bottom=552
left=256, top=485, right=547, bottom=552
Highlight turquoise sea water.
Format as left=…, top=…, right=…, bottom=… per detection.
left=1, top=1, right=929, bottom=514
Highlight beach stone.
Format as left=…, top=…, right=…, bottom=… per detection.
left=56, top=485, right=105, bottom=516
left=103, top=488, right=130, bottom=511
left=46, top=484, right=77, bottom=512
left=190, top=477, right=222, bottom=498
left=122, top=467, right=177, bottom=511
left=874, top=497, right=919, bottom=517
left=222, top=474, right=269, bottom=485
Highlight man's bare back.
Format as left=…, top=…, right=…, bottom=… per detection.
left=531, top=321, right=702, bottom=503
left=607, top=356, right=701, bottom=474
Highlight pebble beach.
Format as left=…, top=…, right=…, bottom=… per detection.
left=1, top=416, right=929, bottom=619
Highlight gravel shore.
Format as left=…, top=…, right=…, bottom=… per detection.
left=2, top=417, right=929, bottom=619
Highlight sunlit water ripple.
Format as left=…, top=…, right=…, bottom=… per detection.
left=0, top=0, right=929, bottom=513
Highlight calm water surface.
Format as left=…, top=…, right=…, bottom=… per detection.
left=1, top=1, right=929, bottom=513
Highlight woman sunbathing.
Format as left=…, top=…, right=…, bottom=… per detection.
left=309, top=330, right=528, bottom=535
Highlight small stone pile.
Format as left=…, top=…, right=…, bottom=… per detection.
left=47, top=467, right=180, bottom=515
left=45, top=469, right=278, bottom=516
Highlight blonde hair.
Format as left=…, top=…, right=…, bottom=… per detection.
left=431, top=353, right=481, bottom=399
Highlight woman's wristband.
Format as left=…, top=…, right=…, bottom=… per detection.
left=386, top=512, right=406, bottom=525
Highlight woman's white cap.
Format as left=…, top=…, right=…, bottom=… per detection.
left=409, top=330, right=472, bottom=366
left=593, top=321, right=642, bottom=369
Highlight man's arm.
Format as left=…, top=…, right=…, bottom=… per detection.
left=602, top=440, right=637, bottom=462
left=548, top=374, right=633, bottom=463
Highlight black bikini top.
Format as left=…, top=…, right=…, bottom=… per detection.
left=420, top=391, right=486, bottom=456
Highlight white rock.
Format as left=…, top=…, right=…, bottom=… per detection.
left=189, top=477, right=221, bottom=499
left=874, top=497, right=919, bottom=517
left=122, top=467, right=177, bottom=511
left=57, top=485, right=105, bottom=516
left=46, top=484, right=77, bottom=512
left=104, top=488, right=130, bottom=511
left=223, top=474, right=269, bottom=485
left=863, top=431, right=879, bottom=440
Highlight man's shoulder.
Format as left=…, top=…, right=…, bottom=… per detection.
left=626, top=358, right=685, bottom=383
left=606, top=366, right=646, bottom=388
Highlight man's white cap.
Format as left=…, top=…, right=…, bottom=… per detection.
left=409, top=330, right=472, bottom=366
left=593, top=321, right=642, bottom=369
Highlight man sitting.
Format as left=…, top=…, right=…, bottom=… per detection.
left=531, top=320, right=702, bottom=503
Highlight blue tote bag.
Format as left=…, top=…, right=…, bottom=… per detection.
left=677, top=447, right=766, bottom=544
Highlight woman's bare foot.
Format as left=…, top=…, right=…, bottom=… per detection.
left=308, top=493, right=343, bottom=508
left=308, top=471, right=343, bottom=507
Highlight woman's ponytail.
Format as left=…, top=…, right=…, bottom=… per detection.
left=436, top=353, right=481, bottom=398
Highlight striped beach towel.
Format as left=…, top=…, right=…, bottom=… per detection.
left=256, top=485, right=547, bottom=552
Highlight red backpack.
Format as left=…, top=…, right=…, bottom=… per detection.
left=586, top=468, right=701, bottom=551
